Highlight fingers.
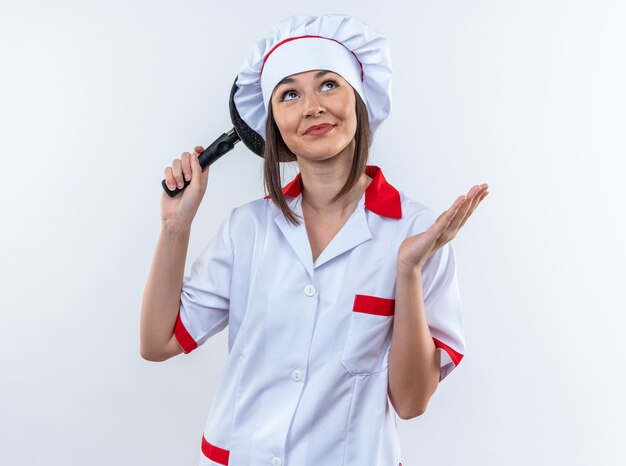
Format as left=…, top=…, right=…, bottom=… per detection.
left=186, top=146, right=206, bottom=184
left=163, top=157, right=186, bottom=191
left=163, top=165, right=177, bottom=191
left=174, top=155, right=187, bottom=189
left=458, top=185, right=489, bottom=230
left=163, top=146, right=205, bottom=191
left=449, top=184, right=489, bottom=233
left=430, top=196, right=464, bottom=240
left=190, top=148, right=209, bottom=188
left=181, top=152, right=191, bottom=183
left=439, top=195, right=466, bottom=228
left=448, top=185, right=483, bottom=230
left=468, top=185, right=488, bottom=215
left=433, top=184, right=489, bottom=241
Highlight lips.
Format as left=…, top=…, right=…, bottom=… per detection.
left=304, top=123, right=335, bottom=136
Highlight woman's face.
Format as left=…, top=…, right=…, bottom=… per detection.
left=270, top=69, right=357, bottom=163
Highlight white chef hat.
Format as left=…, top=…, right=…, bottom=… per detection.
left=233, top=14, right=392, bottom=142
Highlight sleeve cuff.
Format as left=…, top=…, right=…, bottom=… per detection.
left=174, top=312, right=199, bottom=354
left=433, top=337, right=464, bottom=382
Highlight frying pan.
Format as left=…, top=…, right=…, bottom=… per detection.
left=161, top=78, right=265, bottom=197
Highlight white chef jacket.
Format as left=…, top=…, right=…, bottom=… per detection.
left=174, top=165, right=465, bottom=466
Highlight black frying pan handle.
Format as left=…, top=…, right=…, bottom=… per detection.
left=161, top=128, right=241, bottom=197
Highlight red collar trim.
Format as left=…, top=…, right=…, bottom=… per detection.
left=363, top=165, right=403, bottom=219
left=264, top=165, right=402, bottom=219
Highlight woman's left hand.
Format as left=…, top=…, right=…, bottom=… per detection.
left=398, top=183, right=489, bottom=272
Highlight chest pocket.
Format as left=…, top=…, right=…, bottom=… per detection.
left=340, top=294, right=395, bottom=375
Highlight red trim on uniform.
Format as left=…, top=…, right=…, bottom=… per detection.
left=353, top=294, right=395, bottom=316
left=364, top=166, right=402, bottom=219
left=260, top=35, right=365, bottom=81
left=201, top=436, right=230, bottom=465
left=264, top=165, right=402, bottom=219
left=433, top=337, right=464, bottom=366
left=262, top=172, right=303, bottom=199
left=173, top=312, right=198, bottom=354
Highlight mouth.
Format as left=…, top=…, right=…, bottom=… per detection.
left=304, top=124, right=335, bottom=136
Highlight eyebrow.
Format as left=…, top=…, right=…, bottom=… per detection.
left=275, top=70, right=333, bottom=88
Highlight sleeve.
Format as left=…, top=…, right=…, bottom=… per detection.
left=421, top=239, right=466, bottom=382
left=173, top=207, right=236, bottom=354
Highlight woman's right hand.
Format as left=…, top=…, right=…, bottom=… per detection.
left=160, top=145, right=210, bottom=230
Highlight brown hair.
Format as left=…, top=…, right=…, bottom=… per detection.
left=263, top=89, right=372, bottom=226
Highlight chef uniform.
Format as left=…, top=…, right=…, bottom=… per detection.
left=174, top=14, right=465, bottom=466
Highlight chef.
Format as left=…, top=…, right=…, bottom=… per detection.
left=141, top=13, right=489, bottom=466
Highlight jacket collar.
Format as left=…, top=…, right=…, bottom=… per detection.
left=264, top=165, right=402, bottom=219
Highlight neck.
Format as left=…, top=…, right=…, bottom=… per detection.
left=299, top=162, right=372, bottom=216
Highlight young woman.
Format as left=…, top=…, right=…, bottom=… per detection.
left=141, top=14, right=488, bottom=466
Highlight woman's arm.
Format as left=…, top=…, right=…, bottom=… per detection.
left=387, top=266, right=440, bottom=419
left=141, top=147, right=210, bottom=361
left=389, top=184, right=488, bottom=418
left=139, top=223, right=190, bottom=361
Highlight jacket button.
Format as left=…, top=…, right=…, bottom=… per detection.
left=291, top=369, right=303, bottom=382
left=303, top=284, right=316, bottom=297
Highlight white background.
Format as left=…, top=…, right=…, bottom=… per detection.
left=1, top=1, right=625, bottom=465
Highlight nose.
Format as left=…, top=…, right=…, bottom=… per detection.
left=302, top=94, right=325, bottom=118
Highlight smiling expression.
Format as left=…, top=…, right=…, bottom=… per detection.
left=270, top=69, right=357, bottom=163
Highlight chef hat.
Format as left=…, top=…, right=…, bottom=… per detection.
left=233, top=14, right=392, bottom=142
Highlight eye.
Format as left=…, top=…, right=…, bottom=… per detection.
left=321, top=79, right=339, bottom=91
left=280, top=89, right=298, bottom=102
left=278, top=80, right=340, bottom=102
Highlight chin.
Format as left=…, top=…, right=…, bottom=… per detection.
left=298, top=147, right=348, bottom=161
left=296, top=140, right=354, bottom=159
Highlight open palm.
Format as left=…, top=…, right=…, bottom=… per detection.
left=398, top=184, right=489, bottom=271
